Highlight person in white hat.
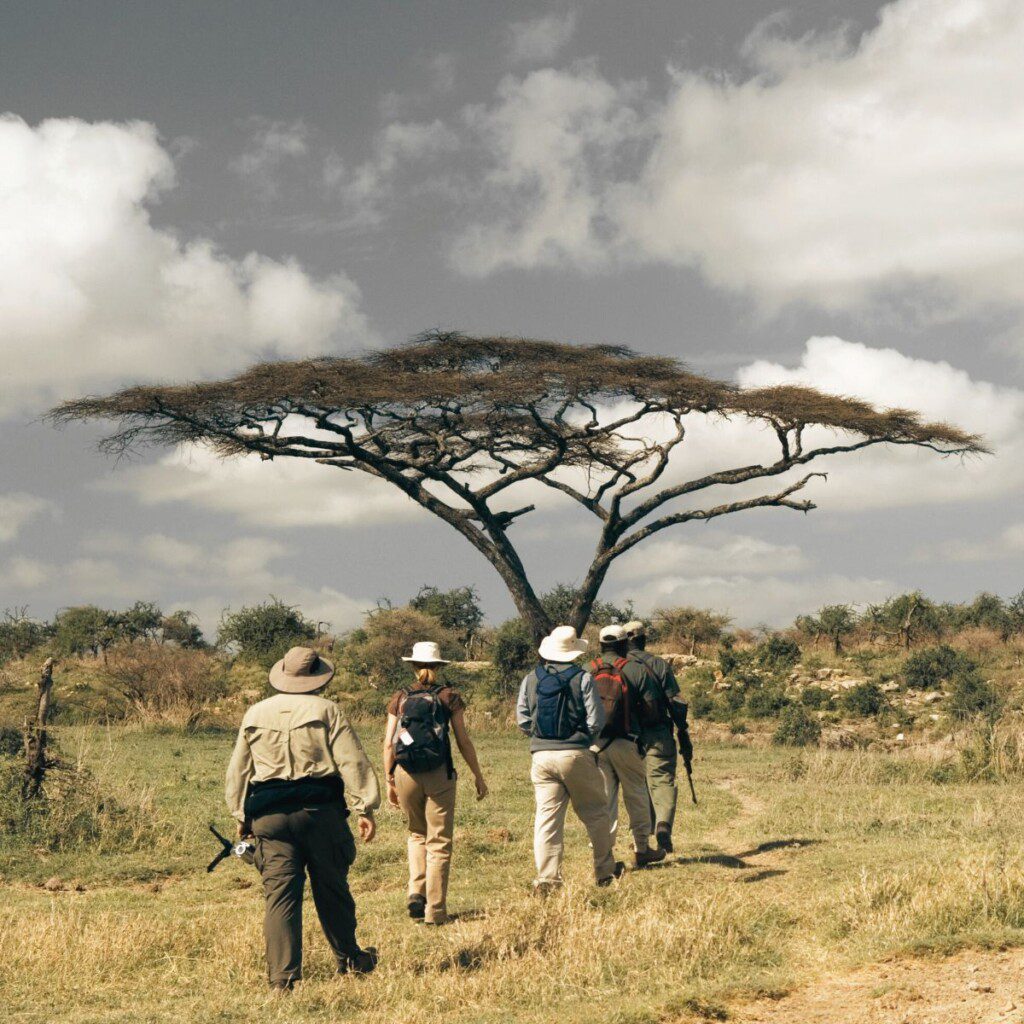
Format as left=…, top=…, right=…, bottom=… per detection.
left=515, top=625, right=622, bottom=891
left=382, top=640, right=488, bottom=925
left=225, top=645, right=380, bottom=990
left=589, top=625, right=666, bottom=868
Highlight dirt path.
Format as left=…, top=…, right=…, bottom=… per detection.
left=691, top=776, right=1024, bottom=1023
left=732, top=947, right=1024, bottom=1023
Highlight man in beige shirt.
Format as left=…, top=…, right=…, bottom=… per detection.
left=225, top=646, right=381, bottom=990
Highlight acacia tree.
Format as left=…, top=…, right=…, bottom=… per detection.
left=52, top=332, right=985, bottom=643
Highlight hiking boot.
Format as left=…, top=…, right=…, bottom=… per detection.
left=269, top=979, right=295, bottom=993
left=339, top=947, right=378, bottom=976
left=655, top=826, right=674, bottom=854
left=596, top=861, right=626, bottom=887
left=532, top=879, right=561, bottom=898
left=407, top=894, right=426, bottom=920
left=634, top=847, right=667, bottom=868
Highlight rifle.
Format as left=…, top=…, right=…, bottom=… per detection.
left=670, top=699, right=698, bottom=805
left=206, top=823, right=256, bottom=872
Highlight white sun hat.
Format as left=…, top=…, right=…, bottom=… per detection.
left=538, top=625, right=588, bottom=663
left=599, top=624, right=627, bottom=643
left=401, top=641, right=450, bottom=665
left=623, top=620, right=646, bottom=639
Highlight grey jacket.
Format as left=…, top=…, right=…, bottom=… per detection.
left=516, top=662, right=605, bottom=752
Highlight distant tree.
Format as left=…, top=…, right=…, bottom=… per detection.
left=491, top=617, right=535, bottom=687
left=341, top=607, right=460, bottom=689
left=654, top=606, right=732, bottom=654
left=160, top=610, right=206, bottom=649
left=866, top=592, right=944, bottom=649
left=0, top=607, right=50, bottom=663
left=118, top=601, right=164, bottom=642
left=52, top=606, right=120, bottom=659
left=52, top=331, right=985, bottom=643
left=218, top=598, right=317, bottom=667
left=810, top=604, right=858, bottom=655
left=957, top=592, right=1013, bottom=640
left=540, top=583, right=634, bottom=628
left=409, top=585, right=484, bottom=657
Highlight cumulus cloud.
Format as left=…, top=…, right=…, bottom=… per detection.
left=0, top=493, right=57, bottom=542
left=0, top=115, right=372, bottom=420
left=913, top=522, right=1024, bottom=563
left=230, top=118, right=310, bottom=196
left=617, top=534, right=809, bottom=580
left=106, top=443, right=422, bottom=529
left=448, top=0, right=1024, bottom=332
left=506, top=12, right=578, bottom=65
left=613, top=571, right=895, bottom=627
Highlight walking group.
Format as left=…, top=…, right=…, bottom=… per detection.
left=225, top=620, right=693, bottom=989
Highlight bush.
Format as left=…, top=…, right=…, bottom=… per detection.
left=754, top=634, right=801, bottom=674
left=101, top=643, right=228, bottom=730
left=841, top=681, right=885, bottom=717
left=409, top=585, right=484, bottom=655
left=688, top=682, right=715, bottom=720
left=773, top=704, right=822, bottom=747
left=218, top=598, right=317, bottom=667
left=745, top=684, right=790, bottom=719
left=340, top=607, right=460, bottom=691
left=948, top=674, right=1002, bottom=722
left=800, top=685, right=834, bottom=710
left=0, top=753, right=161, bottom=854
left=491, top=618, right=535, bottom=688
left=904, top=645, right=978, bottom=691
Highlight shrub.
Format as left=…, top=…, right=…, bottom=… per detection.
left=754, top=634, right=801, bottom=674
left=745, top=684, right=790, bottom=719
left=904, top=645, right=978, bottom=691
left=0, top=753, right=161, bottom=854
left=101, top=643, right=228, bottom=730
left=841, top=681, right=885, bottom=717
left=340, top=607, right=459, bottom=691
left=218, top=598, right=317, bottom=667
left=688, top=682, right=715, bottom=720
left=773, top=704, right=822, bottom=747
left=652, top=606, right=731, bottom=654
left=800, top=685, right=834, bottom=710
left=491, top=618, right=535, bottom=688
left=948, top=673, right=1002, bottom=723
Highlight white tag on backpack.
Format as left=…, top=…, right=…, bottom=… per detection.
left=399, top=729, right=414, bottom=746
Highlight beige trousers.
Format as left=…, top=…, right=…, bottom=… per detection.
left=597, top=737, right=653, bottom=851
left=394, top=764, right=456, bottom=924
left=530, top=748, right=617, bottom=886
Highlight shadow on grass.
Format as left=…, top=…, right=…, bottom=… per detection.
left=675, top=837, right=822, bottom=879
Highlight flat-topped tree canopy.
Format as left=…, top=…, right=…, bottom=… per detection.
left=52, top=330, right=987, bottom=641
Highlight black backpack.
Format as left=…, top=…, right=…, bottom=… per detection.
left=532, top=663, right=584, bottom=740
left=393, top=686, right=453, bottom=775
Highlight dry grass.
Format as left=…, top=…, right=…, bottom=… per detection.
left=4, top=727, right=1024, bottom=1023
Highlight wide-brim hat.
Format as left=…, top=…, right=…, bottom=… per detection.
left=269, top=645, right=335, bottom=693
left=401, top=640, right=450, bottom=665
left=538, top=625, right=588, bottom=662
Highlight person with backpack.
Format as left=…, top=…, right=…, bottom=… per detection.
left=590, top=624, right=667, bottom=868
left=516, top=625, right=623, bottom=892
left=225, top=646, right=380, bottom=991
left=623, top=619, right=694, bottom=854
left=383, top=640, right=488, bottom=926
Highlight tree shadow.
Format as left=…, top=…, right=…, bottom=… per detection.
left=446, top=909, right=487, bottom=922
left=737, top=838, right=821, bottom=858
left=675, top=837, right=822, bottom=874
left=741, top=869, right=787, bottom=883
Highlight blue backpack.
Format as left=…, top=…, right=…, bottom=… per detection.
left=532, top=664, right=584, bottom=740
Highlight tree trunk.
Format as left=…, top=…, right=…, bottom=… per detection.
left=22, top=657, right=55, bottom=801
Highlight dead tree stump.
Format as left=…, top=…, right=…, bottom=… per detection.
left=22, top=657, right=55, bottom=800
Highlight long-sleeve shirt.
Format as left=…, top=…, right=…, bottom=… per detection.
left=516, top=662, right=605, bottom=751
left=225, top=692, right=380, bottom=823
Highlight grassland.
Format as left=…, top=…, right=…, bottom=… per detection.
left=4, top=720, right=1024, bottom=1024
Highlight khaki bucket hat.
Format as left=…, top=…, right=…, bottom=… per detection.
left=269, top=646, right=335, bottom=693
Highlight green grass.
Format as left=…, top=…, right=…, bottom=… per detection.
left=4, top=723, right=1024, bottom=1023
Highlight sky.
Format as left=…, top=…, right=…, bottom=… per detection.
left=2, top=0, right=1024, bottom=636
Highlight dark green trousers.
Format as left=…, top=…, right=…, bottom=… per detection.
left=641, top=725, right=678, bottom=832
left=252, top=804, right=358, bottom=985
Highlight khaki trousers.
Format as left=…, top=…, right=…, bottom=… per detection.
left=530, top=748, right=617, bottom=885
left=394, top=764, right=456, bottom=924
left=641, top=725, right=678, bottom=832
left=597, top=737, right=653, bottom=851
left=252, top=804, right=358, bottom=985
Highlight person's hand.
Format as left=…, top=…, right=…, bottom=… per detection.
left=238, top=819, right=253, bottom=840
left=387, top=779, right=400, bottom=808
left=474, top=775, right=489, bottom=801
left=358, top=815, right=376, bottom=843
